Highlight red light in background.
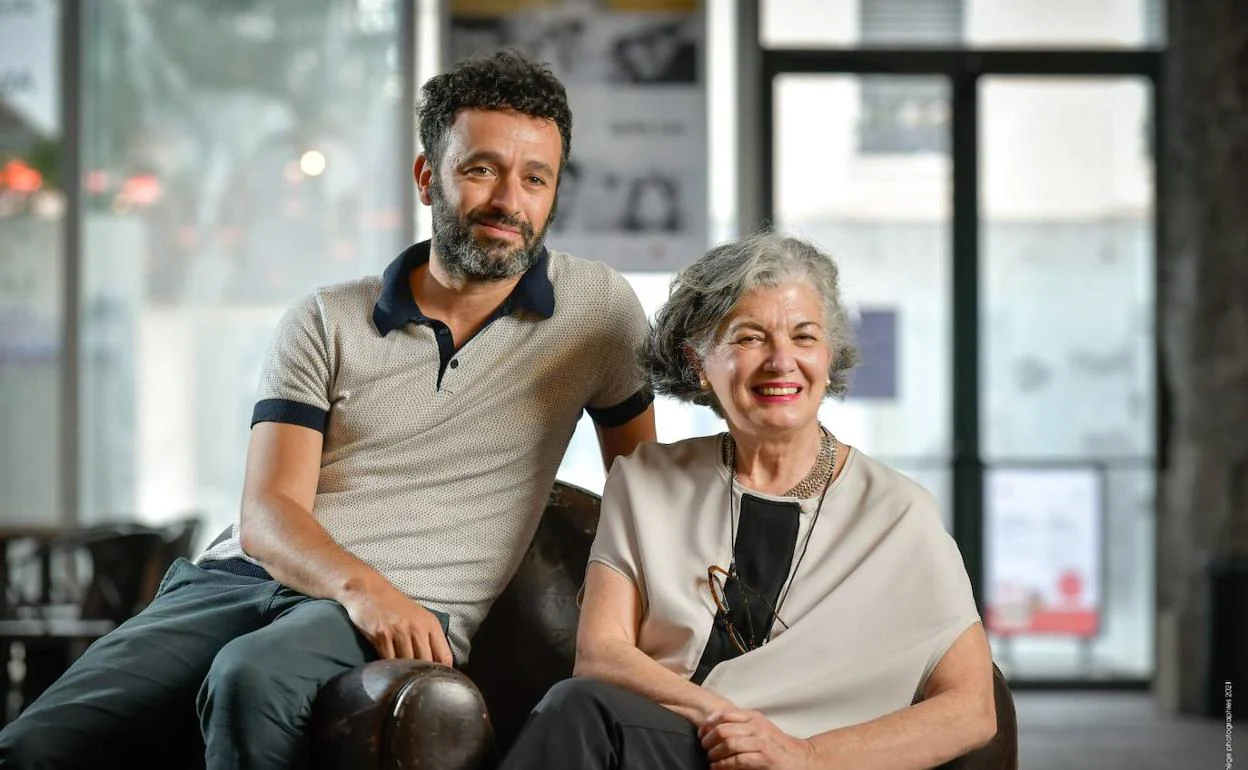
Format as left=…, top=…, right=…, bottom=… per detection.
left=119, top=174, right=162, bottom=205
left=0, top=160, right=43, bottom=193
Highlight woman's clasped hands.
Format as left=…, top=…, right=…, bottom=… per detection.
left=699, top=709, right=821, bottom=770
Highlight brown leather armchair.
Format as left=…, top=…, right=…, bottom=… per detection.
left=308, top=481, right=1018, bottom=770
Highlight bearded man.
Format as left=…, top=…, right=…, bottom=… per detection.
left=0, top=51, right=655, bottom=770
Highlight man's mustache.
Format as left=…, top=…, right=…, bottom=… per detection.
left=468, top=209, right=533, bottom=236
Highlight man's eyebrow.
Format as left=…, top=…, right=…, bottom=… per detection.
left=458, top=149, right=504, bottom=167
left=458, top=150, right=556, bottom=179
left=523, top=160, right=557, bottom=179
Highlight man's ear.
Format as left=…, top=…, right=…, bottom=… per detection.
left=414, top=154, right=434, bottom=206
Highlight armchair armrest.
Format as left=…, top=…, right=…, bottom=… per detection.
left=309, top=660, right=495, bottom=770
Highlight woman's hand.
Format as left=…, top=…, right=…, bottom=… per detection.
left=665, top=692, right=738, bottom=726
left=699, top=709, right=819, bottom=769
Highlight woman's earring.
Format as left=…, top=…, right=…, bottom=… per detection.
left=699, top=376, right=710, bottom=391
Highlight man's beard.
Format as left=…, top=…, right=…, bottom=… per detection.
left=430, top=179, right=550, bottom=283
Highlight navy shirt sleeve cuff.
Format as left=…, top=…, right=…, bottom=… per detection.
left=586, top=388, right=654, bottom=428
left=251, top=398, right=330, bottom=433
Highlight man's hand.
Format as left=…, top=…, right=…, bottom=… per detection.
left=341, top=579, right=453, bottom=665
left=699, top=709, right=819, bottom=770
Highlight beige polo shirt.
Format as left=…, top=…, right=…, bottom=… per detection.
left=589, top=436, right=980, bottom=738
left=199, top=241, right=652, bottom=661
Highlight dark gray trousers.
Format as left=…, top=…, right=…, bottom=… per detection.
left=499, top=678, right=707, bottom=770
left=0, top=558, right=376, bottom=770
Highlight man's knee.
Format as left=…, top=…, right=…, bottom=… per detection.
left=200, top=635, right=284, bottom=713
left=0, top=714, right=77, bottom=768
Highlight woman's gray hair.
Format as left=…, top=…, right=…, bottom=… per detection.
left=644, top=232, right=861, bottom=413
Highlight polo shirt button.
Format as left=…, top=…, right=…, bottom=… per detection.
left=449, top=359, right=459, bottom=369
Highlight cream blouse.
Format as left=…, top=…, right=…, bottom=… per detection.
left=588, top=435, right=981, bottom=738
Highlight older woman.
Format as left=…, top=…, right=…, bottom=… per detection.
left=500, top=233, right=996, bottom=770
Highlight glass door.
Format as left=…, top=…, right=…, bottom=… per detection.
left=980, top=77, right=1155, bottom=679
left=767, top=65, right=1158, bottom=683
left=772, top=73, right=955, bottom=527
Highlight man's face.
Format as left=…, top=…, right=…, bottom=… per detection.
left=424, top=108, right=562, bottom=282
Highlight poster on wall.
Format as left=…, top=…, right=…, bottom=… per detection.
left=985, top=467, right=1103, bottom=638
left=847, top=309, right=897, bottom=399
left=447, top=0, right=707, bottom=272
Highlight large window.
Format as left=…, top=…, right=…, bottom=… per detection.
left=761, top=3, right=1161, bottom=683
left=770, top=72, right=954, bottom=525
left=981, top=78, right=1155, bottom=679
left=0, top=0, right=62, bottom=524
left=79, top=0, right=407, bottom=540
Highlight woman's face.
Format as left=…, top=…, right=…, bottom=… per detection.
left=699, top=282, right=832, bottom=442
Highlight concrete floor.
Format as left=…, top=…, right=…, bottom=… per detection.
left=1015, top=691, right=1227, bottom=769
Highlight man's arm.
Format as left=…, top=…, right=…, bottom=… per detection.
left=238, top=421, right=453, bottom=664
left=594, top=404, right=656, bottom=470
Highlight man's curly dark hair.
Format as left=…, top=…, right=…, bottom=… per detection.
left=417, top=50, right=572, bottom=176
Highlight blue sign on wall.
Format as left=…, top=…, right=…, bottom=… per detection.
left=848, top=309, right=897, bottom=399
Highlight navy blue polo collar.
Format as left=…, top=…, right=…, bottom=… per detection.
left=372, top=240, right=555, bottom=336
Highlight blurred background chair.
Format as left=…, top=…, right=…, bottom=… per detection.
left=0, top=514, right=202, bottom=721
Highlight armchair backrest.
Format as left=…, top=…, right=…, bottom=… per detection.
left=464, top=481, right=599, bottom=751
